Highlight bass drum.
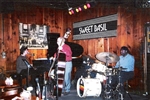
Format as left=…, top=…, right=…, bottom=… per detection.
left=77, top=77, right=101, bottom=97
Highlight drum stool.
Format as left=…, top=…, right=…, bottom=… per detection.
left=124, top=80, right=133, bottom=100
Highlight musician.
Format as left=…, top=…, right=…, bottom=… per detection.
left=16, top=46, right=43, bottom=87
left=111, top=46, right=135, bottom=94
left=56, top=37, right=72, bottom=95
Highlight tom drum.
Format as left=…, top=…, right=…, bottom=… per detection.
left=92, top=63, right=107, bottom=82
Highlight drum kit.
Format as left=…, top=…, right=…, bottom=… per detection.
left=77, top=52, right=126, bottom=99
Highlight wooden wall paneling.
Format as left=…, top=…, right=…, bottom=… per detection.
left=108, top=38, right=112, bottom=52
left=85, top=39, right=90, bottom=56
left=94, top=39, right=99, bottom=57
left=0, top=14, right=2, bottom=66
left=4, top=14, right=12, bottom=71
left=94, top=38, right=103, bottom=57
left=0, top=14, right=6, bottom=71
left=98, top=4, right=106, bottom=17
left=19, top=9, right=28, bottom=23
left=118, top=9, right=128, bottom=47
left=116, top=12, right=121, bottom=54
left=109, top=37, right=116, bottom=53
left=104, top=38, right=108, bottom=52
left=43, top=8, right=51, bottom=26
left=107, top=38, right=111, bottom=52
left=126, top=16, right=134, bottom=52
left=132, top=9, right=144, bottom=60
left=54, top=10, right=63, bottom=35
left=87, top=39, right=95, bottom=57
left=27, top=7, right=36, bottom=23
left=0, top=14, right=2, bottom=50
left=35, top=7, right=43, bottom=25
left=101, top=4, right=108, bottom=16
left=133, top=9, right=146, bottom=91
left=11, top=12, right=20, bottom=70
left=78, top=40, right=85, bottom=55
left=49, top=9, right=57, bottom=33
left=97, top=38, right=104, bottom=53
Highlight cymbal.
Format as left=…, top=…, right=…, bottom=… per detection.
left=96, top=52, right=119, bottom=63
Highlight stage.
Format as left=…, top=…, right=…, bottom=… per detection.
left=45, top=85, right=149, bottom=100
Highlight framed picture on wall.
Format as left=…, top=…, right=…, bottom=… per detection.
left=19, top=23, right=49, bottom=49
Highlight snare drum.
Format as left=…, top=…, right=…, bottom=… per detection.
left=77, top=77, right=102, bottom=97
left=92, top=63, right=107, bottom=82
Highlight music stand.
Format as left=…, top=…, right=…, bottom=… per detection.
left=22, top=59, right=32, bottom=87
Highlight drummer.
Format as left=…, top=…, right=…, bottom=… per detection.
left=111, top=46, right=135, bottom=93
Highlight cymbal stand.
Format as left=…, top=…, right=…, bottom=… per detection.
left=103, top=75, right=114, bottom=99
left=114, top=68, right=124, bottom=100
left=103, top=56, right=114, bottom=99
left=105, top=56, right=109, bottom=67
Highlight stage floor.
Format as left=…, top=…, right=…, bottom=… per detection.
left=48, top=87, right=149, bottom=100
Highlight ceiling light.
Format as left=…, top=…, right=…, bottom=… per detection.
left=68, top=0, right=96, bottom=15
left=87, top=3, right=91, bottom=8
left=76, top=8, right=79, bottom=12
left=84, top=4, right=88, bottom=9
left=78, top=7, right=82, bottom=11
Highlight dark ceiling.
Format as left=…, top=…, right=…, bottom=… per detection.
left=24, top=0, right=137, bottom=9
left=0, top=0, right=137, bottom=9
left=0, top=0, right=149, bottom=13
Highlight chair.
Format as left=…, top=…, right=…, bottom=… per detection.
left=124, top=80, right=133, bottom=100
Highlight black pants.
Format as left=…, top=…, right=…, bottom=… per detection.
left=111, top=71, right=134, bottom=85
left=108, top=71, right=134, bottom=95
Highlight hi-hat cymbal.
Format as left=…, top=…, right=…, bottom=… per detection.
left=96, top=52, right=119, bottom=63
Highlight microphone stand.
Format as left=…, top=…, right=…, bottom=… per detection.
left=48, top=47, right=61, bottom=100
left=27, top=65, right=29, bottom=87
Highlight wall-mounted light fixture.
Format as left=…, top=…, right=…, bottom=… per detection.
left=1, top=49, right=6, bottom=58
left=68, top=0, right=96, bottom=15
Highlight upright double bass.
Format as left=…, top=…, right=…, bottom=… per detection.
left=48, top=29, right=71, bottom=98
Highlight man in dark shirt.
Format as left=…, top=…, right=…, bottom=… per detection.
left=16, top=46, right=43, bottom=87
